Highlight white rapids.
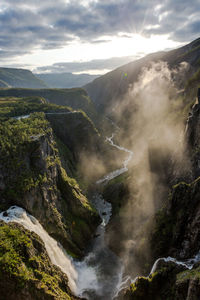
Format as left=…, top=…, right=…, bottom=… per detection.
left=0, top=125, right=134, bottom=299
left=96, top=133, right=133, bottom=185
left=0, top=206, right=101, bottom=297
left=150, top=252, right=200, bottom=275
left=0, top=206, right=78, bottom=292
left=127, top=253, right=200, bottom=289
left=0, top=117, right=136, bottom=299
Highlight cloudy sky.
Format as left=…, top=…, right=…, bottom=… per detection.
left=0, top=0, right=199, bottom=74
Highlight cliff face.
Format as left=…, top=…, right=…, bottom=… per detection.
left=122, top=260, right=200, bottom=300
left=0, top=221, right=82, bottom=300
left=123, top=98, right=200, bottom=299
left=0, top=113, right=99, bottom=257
left=152, top=100, right=200, bottom=260
left=46, top=112, right=125, bottom=185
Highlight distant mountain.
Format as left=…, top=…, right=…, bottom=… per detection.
left=0, top=68, right=47, bottom=88
left=85, top=38, right=200, bottom=112
left=35, top=72, right=100, bottom=88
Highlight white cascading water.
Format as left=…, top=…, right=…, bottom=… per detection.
left=0, top=206, right=78, bottom=293
left=127, top=253, right=200, bottom=289
left=4, top=115, right=200, bottom=298
left=149, top=251, right=200, bottom=275
left=0, top=118, right=134, bottom=299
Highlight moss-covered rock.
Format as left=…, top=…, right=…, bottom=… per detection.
left=0, top=221, right=82, bottom=300
left=46, top=112, right=125, bottom=188
left=122, top=260, right=186, bottom=300
left=0, top=113, right=100, bottom=257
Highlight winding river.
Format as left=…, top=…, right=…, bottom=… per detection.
left=0, top=113, right=134, bottom=299
left=5, top=113, right=200, bottom=298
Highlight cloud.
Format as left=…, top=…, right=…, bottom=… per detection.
left=143, top=0, right=200, bottom=42
left=34, top=55, right=138, bottom=74
left=0, top=0, right=199, bottom=61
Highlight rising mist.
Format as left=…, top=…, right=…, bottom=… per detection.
left=105, top=61, right=191, bottom=280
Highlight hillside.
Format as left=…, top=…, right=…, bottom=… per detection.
left=0, top=68, right=47, bottom=88
left=0, top=88, right=96, bottom=119
left=36, top=72, right=99, bottom=88
left=85, top=38, right=200, bottom=113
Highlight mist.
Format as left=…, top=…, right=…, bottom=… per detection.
left=105, top=61, right=190, bottom=280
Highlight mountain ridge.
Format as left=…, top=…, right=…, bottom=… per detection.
left=85, top=37, right=200, bottom=113
left=0, top=67, right=47, bottom=88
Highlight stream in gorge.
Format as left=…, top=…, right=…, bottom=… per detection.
left=3, top=114, right=200, bottom=299
left=0, top=117, right=134, bottom=299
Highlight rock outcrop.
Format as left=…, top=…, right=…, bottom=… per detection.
left=122, top=92, right=200, bottom=299
left=0, top=221, right=82, bottom=300
left=0, top=113, right=99, bottom=257
left=122, top=260, right=200, bottom=300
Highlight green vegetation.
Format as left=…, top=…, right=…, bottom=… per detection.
left=0, top=113, right=54, bottom=201
left=54, top=136, right=76, bottom=178
left=0, top=106, right=99, bottom=257
left=0, top=222, right=74, bottom=299
left=176, top=266, right=200, bottom=283
left=151, top=177, right=200, bottom=258
left=185, top=68, right=200, bottom=89
left=0, top=87, right=97, bottom=119
left=0, top=96, right=72, bottom=120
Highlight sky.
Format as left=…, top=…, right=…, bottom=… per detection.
left=0, top=0, right=200, bottom=74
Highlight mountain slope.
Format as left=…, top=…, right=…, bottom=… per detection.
left=0, top=68, right=47, bottom=88
left=85, top=38, right=200, bottom=113
left=36, top=72, right=99, bottom=88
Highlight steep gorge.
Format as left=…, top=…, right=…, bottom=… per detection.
left=1, top=38, right=200, bottom=300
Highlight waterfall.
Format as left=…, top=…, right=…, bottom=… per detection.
left=0, top=206, right=78, bottom=293
left=0, top=126, right=134, bottom=299
left=0, top=206, right=102, bottom=297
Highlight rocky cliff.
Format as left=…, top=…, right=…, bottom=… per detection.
left=0, top=112, right=99, bottom=257
left=0, top=221, right=82, bottom=300
left=122, top=95, right=200, bottom=299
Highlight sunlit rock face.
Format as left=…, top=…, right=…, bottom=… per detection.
left=124, top=97, right=200, bottom=300
left=0, top=114, right=99, bottom=258
left=0, top=220, right=82, bottom=300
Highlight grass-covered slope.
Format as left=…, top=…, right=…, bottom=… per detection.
left=0, top=96, right=72, bottom=120
left=0, top=68, right=47, bottom=88
left=0, top=221, right=81, bottom=300
left=0, top=88, right=96, bottom=119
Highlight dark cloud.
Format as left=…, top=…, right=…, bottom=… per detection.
left=143, top=0, right=200, bottom=42
left=34, top=55, right=139, bottom=73
left=0, top=0, right=199, bottom=63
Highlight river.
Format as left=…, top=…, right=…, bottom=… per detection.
left=0, top=118, right=134, bottom=299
